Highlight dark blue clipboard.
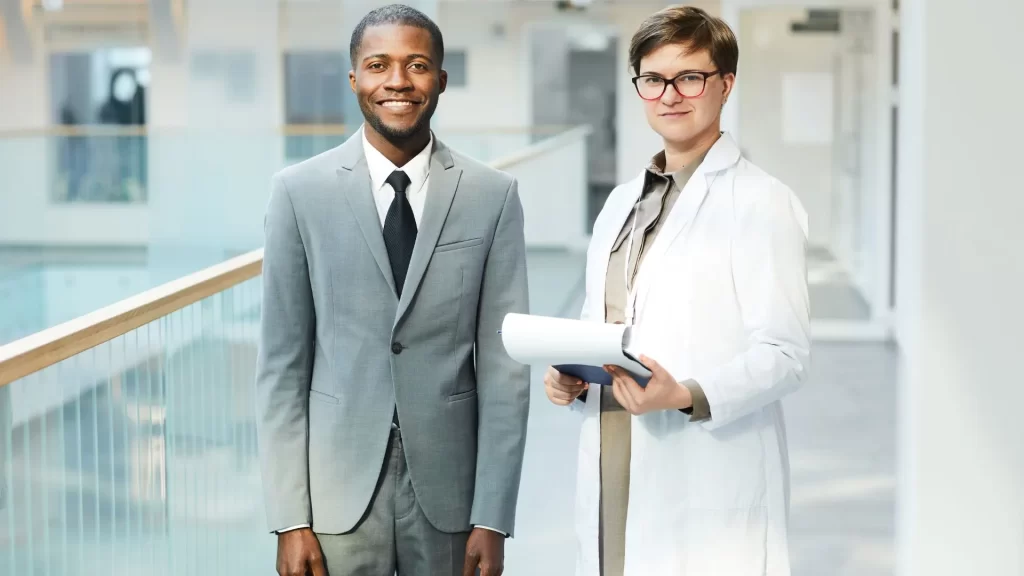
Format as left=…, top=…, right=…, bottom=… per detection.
left=554, top=351, right=651, bottom=387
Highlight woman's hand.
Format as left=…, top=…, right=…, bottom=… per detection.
left=605, top=355, right=692, bottom=415
left=544, top=366, right=589, bottom=406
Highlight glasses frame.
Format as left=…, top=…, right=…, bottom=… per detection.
left=631, top=70, right=723, bottom=101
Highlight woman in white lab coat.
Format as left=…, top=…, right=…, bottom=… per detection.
left=544, top=6, right=810, bottom=576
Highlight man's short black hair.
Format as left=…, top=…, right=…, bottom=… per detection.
left=349, top=4, right=445, bottom=68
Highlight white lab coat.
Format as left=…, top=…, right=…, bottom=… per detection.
left=570, top=133, right=810, bottom=576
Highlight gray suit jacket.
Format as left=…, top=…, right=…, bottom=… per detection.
left=255, top=132, right=531, bottom=537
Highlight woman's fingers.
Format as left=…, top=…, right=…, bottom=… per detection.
left=545, top=367, right=586, bottom=405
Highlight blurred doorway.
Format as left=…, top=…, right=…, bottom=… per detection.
left=735, top=6, right=893, bottom=338
left=49, top=48, right=151, bottom=204
left=527, top=23, right=618, bottom=232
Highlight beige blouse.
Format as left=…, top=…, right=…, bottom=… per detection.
left=602, top=150, right=710, bottom=421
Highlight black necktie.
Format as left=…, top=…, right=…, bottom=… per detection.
left=382, top=170, right=417, bottom=296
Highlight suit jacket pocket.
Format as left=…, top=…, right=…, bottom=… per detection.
left=434, top=237, right=485, bottom=254
left=448, top=389, right=478, bottom=403
left=309, top=389, right=341, bottom=404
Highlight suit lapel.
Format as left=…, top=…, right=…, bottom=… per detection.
left=336, top=135, right=398, bottom=297
left=395, top=140, right=461, bottom=324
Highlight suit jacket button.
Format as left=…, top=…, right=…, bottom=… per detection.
left=391, top=342, right=403, bottom=354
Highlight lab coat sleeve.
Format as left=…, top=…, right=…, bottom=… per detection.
left=693, top=178, right=811, bottom=431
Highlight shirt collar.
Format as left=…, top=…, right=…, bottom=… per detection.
left=361, top=125, right=433, bottom=194
left=646, top=147, right=710, bottom=191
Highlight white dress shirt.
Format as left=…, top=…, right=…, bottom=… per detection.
left=363, top=126, right=432, bottom=228
left=277, top=126, right=505, bottom=538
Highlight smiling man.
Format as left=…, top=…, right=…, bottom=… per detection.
left=255, top=5, right=531, bottom=576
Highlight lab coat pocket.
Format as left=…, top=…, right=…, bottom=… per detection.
left=675, top=506, right=769, bottom=576
left=625, top=505, right=769, bottom=575
left=679, top=421, right=768, bottom=510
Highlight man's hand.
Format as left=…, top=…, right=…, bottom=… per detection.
left=543, top=366, right=589, bottom=406
left=605, top=355, right=692, bottom=415
left=463, top=527, right=504, bottom=576
left=276, top=528, right=326, bottom=576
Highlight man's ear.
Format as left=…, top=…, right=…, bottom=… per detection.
left=349, top=70, right=357, bottom=93
left=438, top=69, right=448, bottom=94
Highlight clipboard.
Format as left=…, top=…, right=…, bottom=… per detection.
left=499, top=313, right=652, bottom=387
left=554, top=358, right=651, bottom=387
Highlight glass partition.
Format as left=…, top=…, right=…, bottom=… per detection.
left=51, top=134, right=148, bottom=204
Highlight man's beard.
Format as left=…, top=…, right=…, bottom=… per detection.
left=360, top=100, right=432, bottom=143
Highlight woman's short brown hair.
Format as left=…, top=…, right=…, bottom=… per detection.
left=629, top=5, right=739, bottom=77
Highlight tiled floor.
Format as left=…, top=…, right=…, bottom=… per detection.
left=0, top=248, right=897, bottom=575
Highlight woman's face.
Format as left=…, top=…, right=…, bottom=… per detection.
left=635, top=44, right=733, bottom=148
left=113, top=72, right=138, bottom=103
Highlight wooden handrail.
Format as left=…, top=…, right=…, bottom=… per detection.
left=0, top=249, right=263, bottom=387
left=0, top=124, right=594, bottom=387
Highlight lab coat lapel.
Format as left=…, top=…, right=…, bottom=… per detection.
left=631, top=133, right=742, bottom=315
left=589, top=173, right=646, bottom=320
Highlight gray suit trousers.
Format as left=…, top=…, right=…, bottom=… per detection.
left=317, top=425, right=470, bottom=576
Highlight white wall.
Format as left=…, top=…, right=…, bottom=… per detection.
left=895, top=0, right=1024, bottom=573
left=0, top=58, right=48, bottom=132
left=435, top=1, right=529, bottom=129
left=738, top=8, right=837, bottom=248
left=280, top=0, right=346, bottom=52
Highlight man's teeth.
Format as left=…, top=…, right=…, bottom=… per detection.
left=382, top=101, right=414, bottom=107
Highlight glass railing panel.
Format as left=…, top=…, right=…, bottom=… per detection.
left=50, top=133, right=148, bottom=204
left=0, top=276, right=268, bottom=575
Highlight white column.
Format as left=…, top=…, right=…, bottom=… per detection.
left=895, top=0, right=1024, bottom=574
left=0, top=2, right=48, bottom=246
left=0, top=0, right=33, bottom=66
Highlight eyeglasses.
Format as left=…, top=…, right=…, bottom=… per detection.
left=631, top=70, right=722, bottom=100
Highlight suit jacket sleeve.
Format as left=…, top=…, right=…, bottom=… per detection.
left=470, top=177, right=531, bottom=536
left=255, top=173, right=315, bottom=532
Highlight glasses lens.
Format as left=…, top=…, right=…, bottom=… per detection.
left=637, top=76, right=665, bottom=99
left=676, top=74, right=707, bottom=98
